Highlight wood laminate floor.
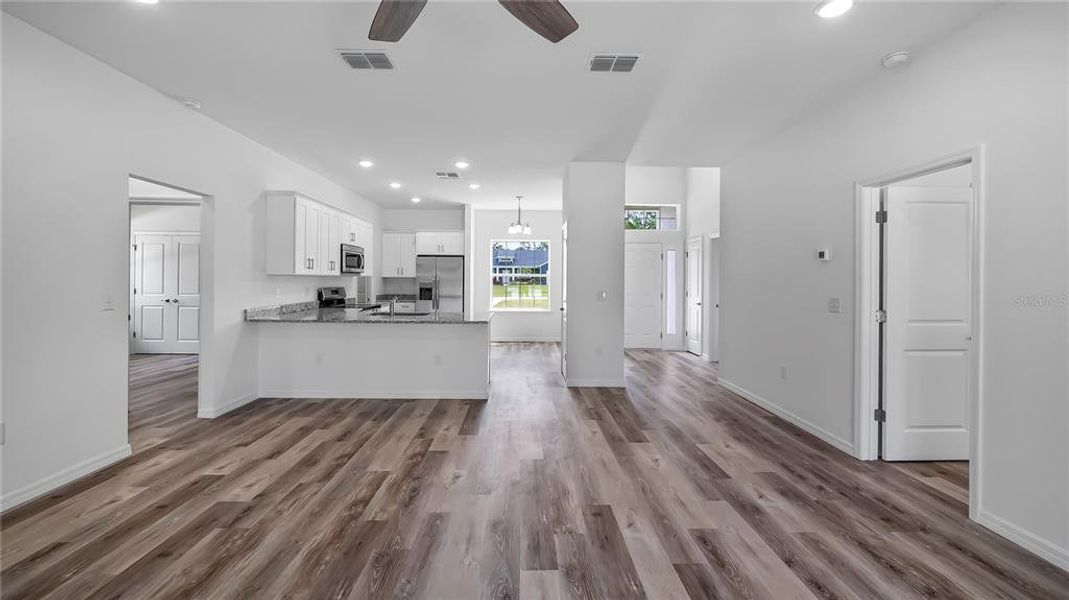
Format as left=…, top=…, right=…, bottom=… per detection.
left=1, top=345, right=1066, bottom=599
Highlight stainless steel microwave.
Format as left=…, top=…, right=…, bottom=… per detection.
left=340, top=244, right=365, bottom=274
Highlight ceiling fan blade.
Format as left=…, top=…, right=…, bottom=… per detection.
left=369, top=0, right=428, bottom=42
left=498, top=0, right=579, bottom=43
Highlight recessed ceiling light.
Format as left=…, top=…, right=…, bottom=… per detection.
left=454, top=161, right=471, bottom=170
left=389, top=182, right=402, bottom=189
left=178, top=97, right=202, bottom=110
left=881, top=51, right=911, bottom=69
left=358, top=160, right=374, bottom=168
left=814, top=0, right=853, bottom=18
left=410, top=196, right=421, bottom=203
left=133, top=0, right=159, bottom=4
left=468, top=183, right=481, bottom=190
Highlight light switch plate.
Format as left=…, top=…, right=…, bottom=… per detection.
left=828, top=297, right=842, bottom=313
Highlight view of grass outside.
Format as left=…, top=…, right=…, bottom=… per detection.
left=491, top=280, right=549, bottom=310
left=492, top=240, right=550, bottom=311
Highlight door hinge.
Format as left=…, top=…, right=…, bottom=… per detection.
left=132, top=331, right=137, bottom=338
left=874, top=408, right=886, bottom=422
left=875, top=309, right=887, bottom=323
left=875, top=210, right=888, bottom=224
left=132, top=244, right=137, bottom=250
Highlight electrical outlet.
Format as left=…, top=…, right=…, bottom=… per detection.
left=0, top=422, right=5, bottom=445
left=828, top=297, right=842, bottom=313
left=102, top=297, right=116, bottom=312
left=780, top=366, right=788, bottom=380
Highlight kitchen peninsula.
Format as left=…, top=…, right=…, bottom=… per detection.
left=246, top=300, right=490, bottom=399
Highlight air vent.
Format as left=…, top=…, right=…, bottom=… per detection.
left=435, top=171, right=461, bottom=180
left=589, top=54, right=640, bottom=73
left=338, top=50, right=394, bottom=70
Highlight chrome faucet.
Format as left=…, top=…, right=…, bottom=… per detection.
left=388, top=296, right=398, bottom=315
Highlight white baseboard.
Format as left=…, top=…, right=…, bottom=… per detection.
left=491, top=336, right=561, bottom=343
left=257, top=389, right=490, bottom=400
left=717, top=378, right=855, bottom=456
left=566, top=378, right=625, bottom=388
left=197, top=393, right=258, bottom=419
left=976, top=509, right=1069, bottom=571
left=0, top=444, right=132, bottom=512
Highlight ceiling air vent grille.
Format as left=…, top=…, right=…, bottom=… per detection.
left=589, top=54, right=640, bottom=73
left=339, top=50, right=394, bottom=70
left=435, top=172, right=461, bottom=180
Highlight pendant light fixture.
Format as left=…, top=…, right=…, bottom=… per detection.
left=508, top=195, right=532, bottom=235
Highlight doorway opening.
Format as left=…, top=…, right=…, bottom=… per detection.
left=128, top=175, right=209, bottom=448
left=854, top=149, right=982, bottom=515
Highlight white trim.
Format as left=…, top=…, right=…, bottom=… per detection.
left=197, top=393, right=258, bottom=419
left=491, top=336, right=561, bottom=343
left=718, top=378, right=855, bottom=456
left=257, top=389, right=490, bottom=400
left=852, top=147, right=984, bottom=523
left=566, top=379, right=625, bottom=388
left=0, top=444, right=132, bottom=512
left=975, top=509, right=1069, bottom=571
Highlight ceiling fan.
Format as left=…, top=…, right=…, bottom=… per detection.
left=369, top=0, right=579, bottom=44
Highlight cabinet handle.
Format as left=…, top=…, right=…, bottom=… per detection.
left=310, top=258, right=315, bottom=269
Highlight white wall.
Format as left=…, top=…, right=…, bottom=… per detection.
left=625, top=165, right=686, bottom=208
left=1, top=14, right=383, bottom=509
left=684, top=167, right=721, bottom=361
left=719, top=4, right=1068, bottom=566
left=472, top=209, right=563, bottom=342
left=130, top=203, right=201, bottom=233
left=563, top=162, right=626, bottom=386
left=382, top=208, right=464, bottom=231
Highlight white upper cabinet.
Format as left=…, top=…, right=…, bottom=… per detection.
left=415, top=231, right=464, bottom=255
left=382, top=232, right=417, bottom=277
left=265, top=191, right=373, bottom=276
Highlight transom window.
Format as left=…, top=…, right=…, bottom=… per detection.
left=625, top=205, right=679, bottom=230
left=491, top=240, right=550, bottom=311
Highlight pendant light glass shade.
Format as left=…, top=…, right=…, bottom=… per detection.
left=508, top=196, right=531, bottom=235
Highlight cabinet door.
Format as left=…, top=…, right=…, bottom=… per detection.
left=398, top=233, right=417, bottom=276
left=343, top=216, right=358, bottom=245
left=439, top=232, right=464, bottom=255
left=320, top=209, right=341, bottom=275
left=416, top=232, right=440, bottom=255
left=382, top=232, right=401, bottom=276
left=296, top=197, right=321, bottom=274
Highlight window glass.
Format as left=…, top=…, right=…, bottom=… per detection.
left=491, top=240, right=550, bottom=311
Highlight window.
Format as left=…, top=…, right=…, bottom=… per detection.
left=491, top=240, right=550, bottom=311
left=624, top=205, right=679, bottom=230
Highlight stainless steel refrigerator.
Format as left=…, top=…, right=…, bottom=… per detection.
left=416, top=256, right=464, bottom=313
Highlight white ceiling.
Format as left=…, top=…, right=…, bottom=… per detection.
left=5, top=1, right=995, bottom=209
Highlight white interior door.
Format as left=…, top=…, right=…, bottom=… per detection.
left=625, top=243, right=663, bottom=348
left=132, top=233, right=200, bottom=354
left=685, top=237, right=702, bottom=355
left=883, top=185, right=974, bottom=460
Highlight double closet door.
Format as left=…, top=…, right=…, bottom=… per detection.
left=132, top=233, right=201, bottom=354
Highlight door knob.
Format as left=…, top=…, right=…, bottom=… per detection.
left=164, top=299, right=171, bottom=303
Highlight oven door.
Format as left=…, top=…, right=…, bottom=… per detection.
left=341, top=248, right=365, bottom=274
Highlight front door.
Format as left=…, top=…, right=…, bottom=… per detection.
left=883, top=185, right=974, bottom=460
left=685, top=237, right=702, bottom=355
left=625, top=243, right=663, bottom=348
left=132, top=233, right=201, bottom=354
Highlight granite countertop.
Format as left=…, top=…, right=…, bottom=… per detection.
left=245, top=301, right=489, bottom=325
